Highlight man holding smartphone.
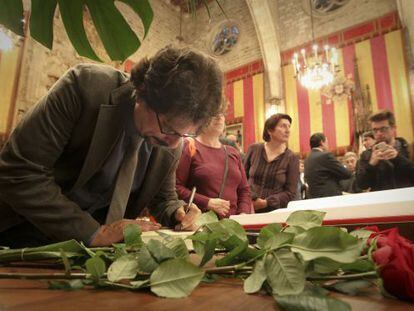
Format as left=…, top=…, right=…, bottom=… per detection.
left=356, top=110, right=414, bottom=191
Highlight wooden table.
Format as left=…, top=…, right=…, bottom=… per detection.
left=0, top=267, right=412, bottom=310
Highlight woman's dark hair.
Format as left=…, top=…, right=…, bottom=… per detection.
left=262, top=113, right=292, bottom=142
left=130, top=46, right=223, bottom=125
left=310, top=132, right=326, bottom=148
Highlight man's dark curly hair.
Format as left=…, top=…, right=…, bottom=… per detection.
left=130, top=46, right=223, bottom=125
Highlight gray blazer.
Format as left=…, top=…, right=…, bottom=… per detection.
left=0, top=64, right=183, bottom=243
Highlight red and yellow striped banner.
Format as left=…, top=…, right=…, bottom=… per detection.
left=225, top=72, right=265, bottom=152
left=282, top=29, right=413, bottom=155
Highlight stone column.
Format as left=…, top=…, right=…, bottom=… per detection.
left=246, top=0, right=284, bottom=114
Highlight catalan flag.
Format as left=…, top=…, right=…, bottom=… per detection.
left=283, top=29, right=413, bottom=154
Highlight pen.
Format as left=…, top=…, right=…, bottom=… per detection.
left=185, top=186, right=196, bottom=213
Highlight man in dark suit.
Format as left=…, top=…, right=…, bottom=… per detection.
left=0, top=46, right=223, bottom=247
left=304, top=133, right=351, bottom=198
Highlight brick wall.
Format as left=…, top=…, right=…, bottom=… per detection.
left=180, top=0, right=262, bottom=72
left=277, top=0, right=397, bottom=51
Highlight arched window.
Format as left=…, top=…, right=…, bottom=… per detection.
left=210, top=23, right=239, bottom=56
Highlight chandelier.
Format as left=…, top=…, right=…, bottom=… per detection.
left=291, top=0, right=339, bottom=90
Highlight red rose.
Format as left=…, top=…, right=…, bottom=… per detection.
left=367, top=227, right=414, bottom=301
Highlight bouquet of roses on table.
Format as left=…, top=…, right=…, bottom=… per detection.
left=365, top=225, right=414, bottom=301
left=0, top=210, right=413, bottom=311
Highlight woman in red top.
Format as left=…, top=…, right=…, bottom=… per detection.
left=176, top=114, right=251, bottom=218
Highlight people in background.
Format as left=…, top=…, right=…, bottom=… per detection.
left=295, top=159, right=308, bottom=200
left=226, top=134, right=243, bottom=152
left=356, top=110, right=414, bottom=191
left=343, top=151, right=358, bottom=173
left=0, top=46, right=223, bottom=248
left=305, top=133, right=352, bottom=198
left=220, top=133, right=245, bottom=160
left=244, top=114, right=299, bottom=213
left=176, top=113, right=251, bottom=218
left=340, top=151, right=362, bottom=193
left=362, top=131, right=376, bottom=150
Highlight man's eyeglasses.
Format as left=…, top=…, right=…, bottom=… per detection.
left=372, top=126, right=391, bottom=133
left=156, top=112, right=197, bottom=138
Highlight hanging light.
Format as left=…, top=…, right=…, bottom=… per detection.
left=291, top=0, right=338, bottom=90
left=0, top=27, right=13, bottom=52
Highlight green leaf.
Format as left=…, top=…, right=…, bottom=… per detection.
left=220, top=219, right=247, bottom=241
left=238, top=247, right=266, bottom=262
left=283, top=226, right=306, bottom=235
left=291, top=227, right=361, bottom=263
left=136, top=246, right=159, bottom=274
left=49, top=279, right=84, bottom=290
left=118, top=0, right=153, bottom=39
left=196, top=210, right=219, bottom=227
left=0, top=0, right=24, bottom=36
left=123, top=224, right=143, bottom=248
left=305, top=285, right=330, bottom=296
left=60, top=250, right=72, bottom=275
left=259, top=232, right=294, bottom=251
left=85, top=0, right=140, bottom=61
left=150, top=258, right=204, bottom=298
left=188, top=231, right=210, bottom=257
left=199, top=237, right=218, bottom=267
left=215, top=240, right=248, bottom=267
left=350, top=229, right=374, bottom=240
left=286, top=210, right=326, bottom=230
left=205, top=219, right=247, bottom=243
left=341, top=259, right=375, bottom=273
left=85, top=256, right=106, bottom=280
left=58, top=0, right=101, bottom=61
left=312, top=257, right=341, bottom=274
left=244, top=259, right=266, bottom=294
left=265, top=249, right=305, bottom=296
left=104, top=279, right=149, bottom=290
left=146, top=239, right=175, bottom=263
left=29, top=0, right=57, bottom=49
left=257, top=224, right=282, bottom=248
left=274, top=292, right=351, bottom=311
left=107, top=254, right=139, bottom=282
left=130, top=279, right=150, bottom=289
left=220, top=234, right=244, bottom=251
left=164, top=238, right=189, bottom=259
left=112, top=243, right=128, bottom=260
left=80, top=242, right=96, bottom=258
left=329, top=280, right=374, bottom=296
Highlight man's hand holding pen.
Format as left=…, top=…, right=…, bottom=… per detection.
left=174, top=187, right=200, bottom=231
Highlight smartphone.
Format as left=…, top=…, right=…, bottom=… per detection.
left=374, top=142, right=388, bottom=152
